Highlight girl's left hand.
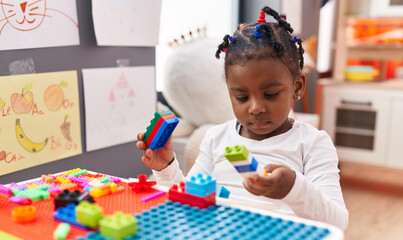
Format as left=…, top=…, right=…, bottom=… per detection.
left=242, top=164, right=296, bottom=199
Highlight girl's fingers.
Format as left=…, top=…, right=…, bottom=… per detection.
left=137, top=133, right=144, bottom=141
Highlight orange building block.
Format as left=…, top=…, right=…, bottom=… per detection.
left=12, top=206, right=36, bottom=223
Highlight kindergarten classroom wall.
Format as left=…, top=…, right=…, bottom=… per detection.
left=0, top=1, right=153, bottom=184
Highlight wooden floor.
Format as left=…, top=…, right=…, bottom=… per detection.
left=342, top=184, right=403, bottom=240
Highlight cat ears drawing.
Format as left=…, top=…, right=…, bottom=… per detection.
left=0, top=0, right=78, bottom=35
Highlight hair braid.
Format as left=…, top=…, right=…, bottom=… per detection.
left=260, top=24, right=284, bottom=56
left=262, top=6, right=293, bottom=34
left=215, top=34, right=230, bottom=59
left=297, top=38, right=305, bottom=69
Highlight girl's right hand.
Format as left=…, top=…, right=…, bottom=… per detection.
left=136, top=133, right=175, bottom=171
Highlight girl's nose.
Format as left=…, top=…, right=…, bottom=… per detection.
left=249, top=98, right=266, bottom=115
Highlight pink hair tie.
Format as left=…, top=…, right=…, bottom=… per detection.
left=222, top=48, right=227, bottom=52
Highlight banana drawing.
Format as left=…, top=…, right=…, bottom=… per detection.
left=15, top=119, right=48, bottom=153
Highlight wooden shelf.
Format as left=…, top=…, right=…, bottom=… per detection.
left=347, top=44, right=403, bottom=60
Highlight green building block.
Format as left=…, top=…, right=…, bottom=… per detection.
left=53, top=223, right=70, bottom=240
left=224, top=145, right=250, bottom=162
left=69, top=169, right=88, bottom=177
left=16, top=189, right=49, bottom=202
left=143, top=110, right=172, bottom=142
left=76, top=201, right=103, bottom=228
left=99, top=212, right=138, bottom=240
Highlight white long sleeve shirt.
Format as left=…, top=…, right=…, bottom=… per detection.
left=153, top=119, right=349, bottom=230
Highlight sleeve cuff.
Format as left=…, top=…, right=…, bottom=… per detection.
left=282, top=171, right=305, bottom=204
left=152, top=154, right=184, bottom=183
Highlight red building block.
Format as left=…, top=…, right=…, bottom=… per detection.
left=168, top=182, right=216, bottom=209
left=128, top=174, right=156, bottom=193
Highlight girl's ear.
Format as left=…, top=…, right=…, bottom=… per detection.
left=293, top=74, right=306, bottom=101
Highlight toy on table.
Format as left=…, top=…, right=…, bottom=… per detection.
left=168, top=173, right=216, bottom=209
left=12, top=205, right=36, bottom=223
left=54, top=189, right=95, bottom=210
left=128, top=174, right=156, bottom=192
left=75, top=201, right=103, bottom=228
left=99, top=212, right=138, bottom=240
left=224, top=145, right=265, bottom=179
left=142, top=110, right=179, bottom=151
left=53, top=223, right=70, bottom=240
left=140, top=191, right=166, bottom=202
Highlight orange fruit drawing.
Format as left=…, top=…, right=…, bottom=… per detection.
left=44, top=85, right=64, bottom=111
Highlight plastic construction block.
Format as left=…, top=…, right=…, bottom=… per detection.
left=55, top=189, right=95, bottom=210
left=15, top=188, right=50, bottom=202
left=9, top=196, right=32, bottom=205
left=234, top=157, right=258, bottom=173
left=99, top=212, right=138, bottom=240
left=54, top=203, right=92, bottom=230
left=0, top=230, right=22, bottom=240
left=224, top=145, right=250, bottom=162
left=54, top=223, right=71, bottom=240
left=216, top=185, right=230, bottom=199
left=128, top=174, right=156, bottom=193
left=140, top=191, right=166, bottom=202
left=169, top=182, right=216, bottom=209
left=89, top=183, right=123, bottom=198
left=143, top=110, right=172, bottom=143
left=185, top=173, right=216, bottom=197
left=0, top=184, right=12, bottom=195
left=12, top=205, right=36, bottom=223
left=120, top=201, right=332, bottom=240
left=145, top=113, right=176, bottom=147
left=76, top=201, right=104, bottom=228
left=148, top=117, right=179, bottom=151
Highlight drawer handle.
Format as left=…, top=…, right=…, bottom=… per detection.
left=341, top=100, right=372, bottom=106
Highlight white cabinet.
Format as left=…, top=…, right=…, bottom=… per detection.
left=386, top=99, right=403, bottom=168
left=321, top=81, right=403, bottom=169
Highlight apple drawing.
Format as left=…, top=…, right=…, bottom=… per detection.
left=11, top=83, right=34, bottom=114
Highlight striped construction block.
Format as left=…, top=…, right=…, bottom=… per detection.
left=224, top=145, right=265, bottom=178
left=143, top=111, right=179, bottom=151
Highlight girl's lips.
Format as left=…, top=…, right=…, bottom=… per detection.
left=249, top=121, right=270, bottom=128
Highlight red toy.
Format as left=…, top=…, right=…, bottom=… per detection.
left=168, top=182, right=216, bottom=209
left=128, top=175, right=156, bottom=193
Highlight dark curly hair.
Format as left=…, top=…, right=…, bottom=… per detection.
left=216, top=6, right=304, bottom=79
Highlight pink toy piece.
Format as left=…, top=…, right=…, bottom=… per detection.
left=141, top=191, right=166, bottom=202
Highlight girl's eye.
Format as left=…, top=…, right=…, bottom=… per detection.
left=235, top=96, right=248, bottom=101
left=265, top=92, right=278, bottom=98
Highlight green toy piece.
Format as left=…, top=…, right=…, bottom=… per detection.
left=76, top=201, right=104, bottom=228
left=224, top=145, right=250, bottom=162
left=53, top=223, right=70, bottom=240
left=99, top=212, right=138, bottom=240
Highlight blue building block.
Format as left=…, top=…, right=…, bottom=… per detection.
left=79, top=201, right=332, bottom=240
left=148, top=117, right=179, bottom=151
left=216, top=185, right=230, bottom=198
left=53, top=203, right=92, bottom=230
left=234, top=157, right=258, bottom=173
left=185, top=173, right=216, bottom=197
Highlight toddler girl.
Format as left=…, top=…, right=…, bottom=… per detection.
left=137, top=6, right=348, bottom=230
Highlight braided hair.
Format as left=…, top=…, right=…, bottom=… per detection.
left=216, top=6, right=305, bottom=79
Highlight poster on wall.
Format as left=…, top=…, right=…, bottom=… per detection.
left=91, top=0, right=162, bottom=46
left=0, top=71, right=82, bottom=176
left=82, top=66, right=156, bottom=152
left=0, top=0, right=79, bottom=51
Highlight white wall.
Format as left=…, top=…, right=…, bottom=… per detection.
left=156, top=0, right=239, bottom=91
